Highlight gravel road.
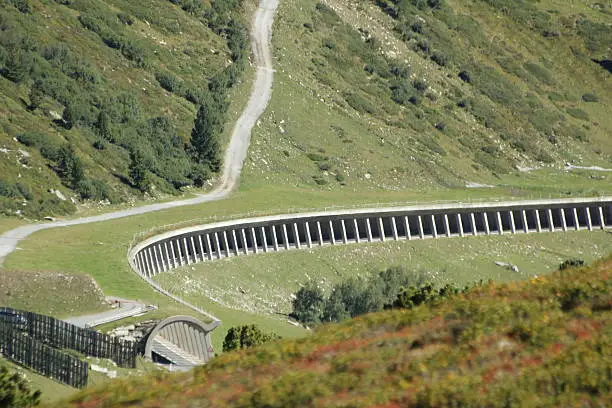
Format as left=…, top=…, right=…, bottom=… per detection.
left=0, top=0, right=279, bottom=265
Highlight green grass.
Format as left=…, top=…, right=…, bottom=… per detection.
left=156, top=230, right=612, bottom=348
left=0, top=269, right=108, bottom=318
left=55, top=257, right=612, bottom=407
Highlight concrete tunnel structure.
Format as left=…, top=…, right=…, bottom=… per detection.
left=130, top=197, right=612, bottom=278
left=128, top=197, right=611, bottom=366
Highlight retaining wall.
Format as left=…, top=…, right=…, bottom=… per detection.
left=129, top=197, right=612, bottom=280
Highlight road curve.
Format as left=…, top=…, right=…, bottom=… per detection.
left=0, top=0, right=279, bottom=265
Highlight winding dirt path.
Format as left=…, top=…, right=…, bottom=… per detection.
left=0, top=0, right=279, bottom=265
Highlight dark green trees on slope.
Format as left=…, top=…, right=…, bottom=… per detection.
left=190, top=94, right=223, bottom=173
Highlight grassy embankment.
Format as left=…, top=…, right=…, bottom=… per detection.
left=56, top=256, right=612, bottom=407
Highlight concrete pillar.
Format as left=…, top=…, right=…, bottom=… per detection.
left=598, top=206, right=605, bottom=230
left=417, top=215, right=424, bottom=239
left=378, top=217, right=386, bottom=242
left=496, top=212, right=503, bottom=235
left=547, top=209, right=555, bottom=232
left=261, top=226, right=269, bottom=252
left=223, top=231, right=231, bottom=257
left=521, top=210, right=529, bottom=234
left=404, top=216, right=411, bottom=240
left=153, top=245, right=162, bottom=273
left=340, top=220, right=348, bottom=244
left=483, top=214, right=490, bottom=235
left=205, top=234, right=213, bottom=260
left=231, top=230, right=239, bottom=256
left=457, top=214, right=464, bottom=237
left=136, top=253, right=145, bottom=275
left=509, top=211, right=516, bottom=234
left=214, top=232, right=222, bottom=259
left=572, top=208, right=579, bottom=231
left=184, top=237, right=192, bottom=265
left=163, top=242, right=171, bottom=270
left=176, top=239, right=184, bottom=266
left=353, top=219, right=361, bottom=243
left=150, top=247, right=159, bottom=275
left=391, top=217, right=399, bottom=240
left=535, top=210, right=542, bottom=233
left=431, top=215, right=438, bottom=238
left=190, top=236, right=197, bottom=263
left=329, top=220, right=336, bottom=245
left=272, top=226, right=280, bottom=251
left=561, top=209, right=567, bottom=231
left=305, top=222, right=312, bottom=248
left=241, top=229, right=249, bottom=254
left=169, top=240, right=177, bottom=267
left=586, top=207, right=593, bottom=231
left=197, top=235, right=205, bottom=262
left=317, top=221, right=323, bottom=246
left=444, top=214, right=451, bottom=237
left=143, top=249, right=153, bottom=277
left=293, top=223, right=301, bottom=249
left=365, top=218, right=373, bottom=242
left=251, top=228, right=259, bottom=254
left=470, top=213, right=477, bottom=236
left=282, top=224, right=290, bottom=249
left=180, top=238, right=187, bottom=265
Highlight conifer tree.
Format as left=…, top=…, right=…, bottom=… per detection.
left=190, top=93, right=222, bottom=172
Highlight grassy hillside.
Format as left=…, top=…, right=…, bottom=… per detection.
left=56, top=256, right=611, bottom=407
left=0, top=0, right=250, bottom=219
left=241, top=0, right=611, bottom=193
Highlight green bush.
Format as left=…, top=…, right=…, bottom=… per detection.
left=581, top=93, right=599, bottom=102
left=0, top=365, right=41, bottom=407
left=222, top=325, right=280, bottom=352
left=523, top=62, right=555, bottom=85
left=344, top=92, right=377, bottom=114
left=567, top=108, right=589, bottom=121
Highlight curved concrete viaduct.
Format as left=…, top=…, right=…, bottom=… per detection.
left=129, top=197, right=611, bottom=280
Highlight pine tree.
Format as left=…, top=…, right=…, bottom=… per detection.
left=56, top=143, right=84, bottom=187
left=2, top=48, right=30, bottom=83
left=190, top=94, right=223, bottom=172
left=28, top=80, right=44, bottom=111
left=129, top=148, right=151, bottom=192
left=95, top=110, right=112, bottom=142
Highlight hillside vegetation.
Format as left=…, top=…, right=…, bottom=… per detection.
left=242, top=0, right=611, bottom=193
left=57, top=257, right=611, bottom=407
left=0, top=0, right=249, bottom=219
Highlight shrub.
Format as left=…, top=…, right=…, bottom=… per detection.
left=291, top=282, right=325, bottom=325
left=344, top=92, right=377, bottom=114
left=222, top=325, right=279, bottom=352
left=581, top=93, right=598, bottom=102
left=0, top=365, right=41, bottom=407
left=431, top=52, right=449, bottom=67
left=566, top=108, right=589, bottom=121
left=523, top=62, right=555, bottom=85
left=559, top=258, right=585, bottom=270
left=0, top=181, right=21, bottom=198
left=413, top=79, right=427, bottom=92
left=156, top=71, right=181, bottom=93
left=458, top=70, right=471, bottom=83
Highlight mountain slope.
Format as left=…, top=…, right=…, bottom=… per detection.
left=0, top=0, right=250, bottom=219
left=242, top=0, right=611, bottom=193
left=57, top=257, right=612, bottom=407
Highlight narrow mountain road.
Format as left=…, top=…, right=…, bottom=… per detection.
left=0, top=0, right=279, bottom=265
left=64, top=298, right=151, bottom=328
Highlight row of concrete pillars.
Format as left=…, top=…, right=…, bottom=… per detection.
left=134, top=205, right=610, bottom=278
